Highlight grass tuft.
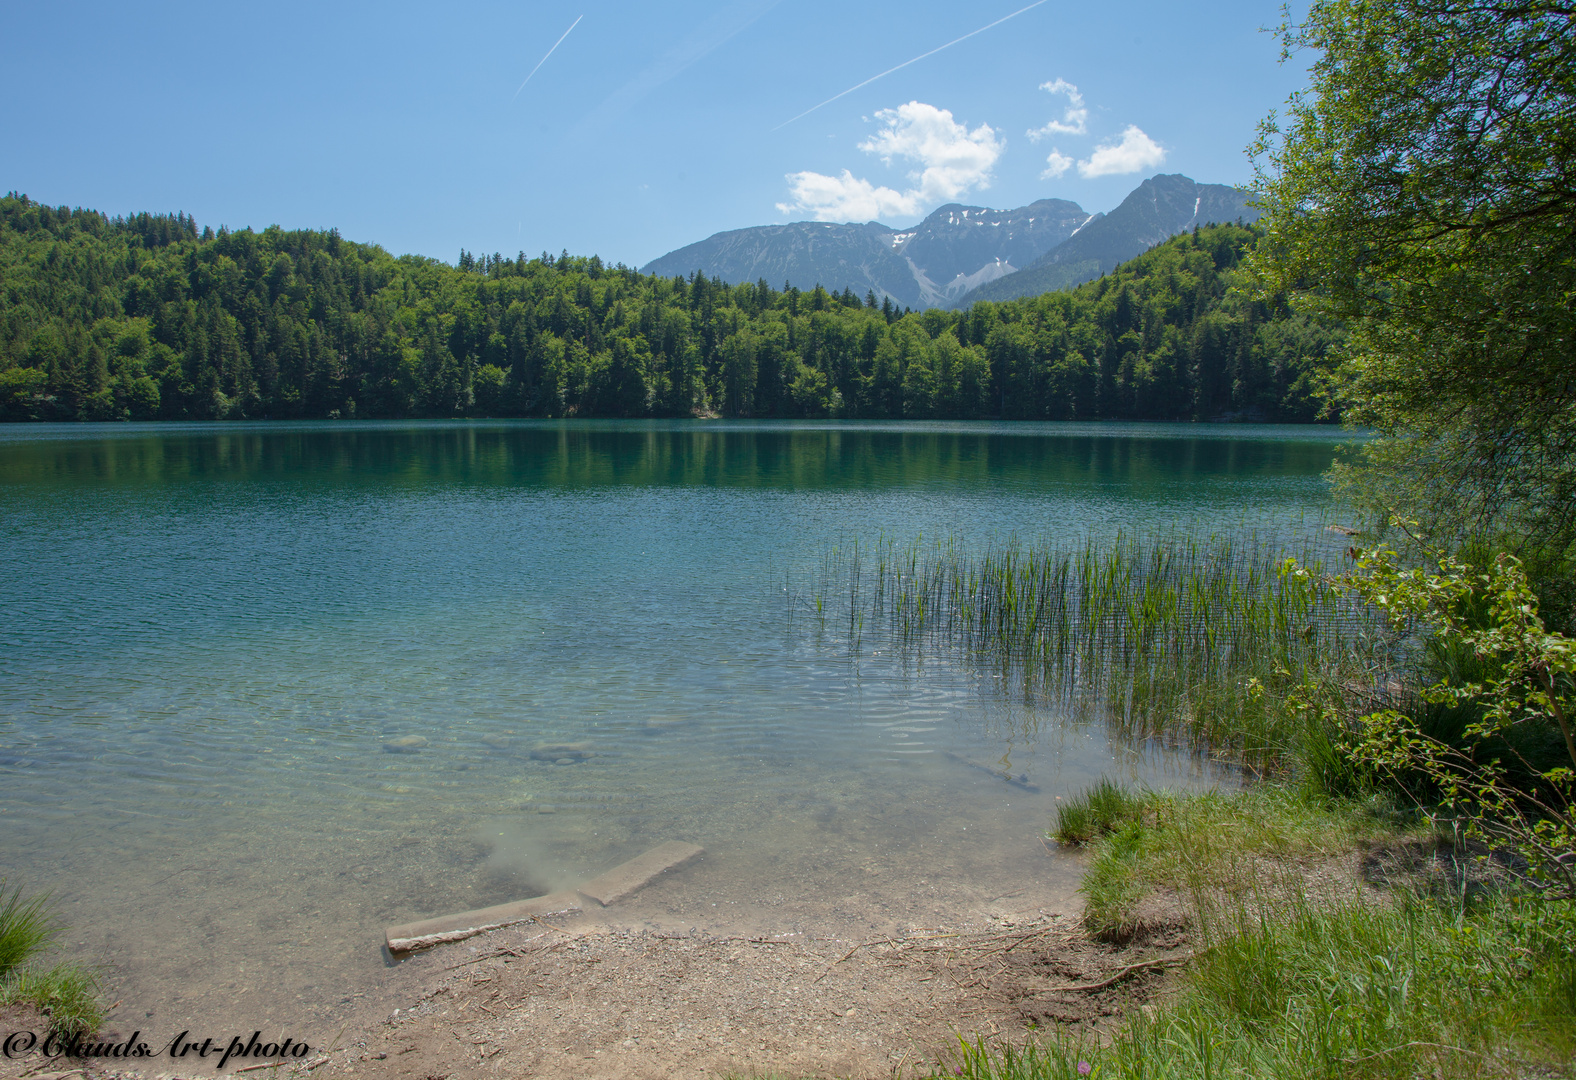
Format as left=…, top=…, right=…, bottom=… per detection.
left=1097, top=894, right=1576, bottom=1078
left=0, top=963, right=104, bottom=1037
left=0, top=880, right=60, bottom=980
left=1052, top=777, right=1149, bottom=845
left=0, top=880, right=103, bottom=1037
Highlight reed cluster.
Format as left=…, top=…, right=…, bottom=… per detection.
left=806, top=529, right=1371, bottom=769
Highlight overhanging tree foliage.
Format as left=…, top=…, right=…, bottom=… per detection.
left=1250, top=0, right=1576, bottom=559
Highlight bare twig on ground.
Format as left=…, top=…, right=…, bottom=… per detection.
left=1035, top=956, right=1191, bottom=994
left=441, top=943, right=534, bottom=970
left=813, top=937, right=894, bottom=982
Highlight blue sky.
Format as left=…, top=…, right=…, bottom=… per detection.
left=2, top=0, right=1309, bottom=268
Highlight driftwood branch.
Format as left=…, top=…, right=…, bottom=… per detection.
left=1035, top=955, right=1191, bottom=994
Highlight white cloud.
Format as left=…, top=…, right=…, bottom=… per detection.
left=1077, top=125, right=1166, bottom=177
left=778, top=101, right=1004, bottom=221
left=1040, top=149, right=1074, bottom=179
left=858, top=102, right=1005, bottom=203
left=777, top=170, right=921, bottom=220
left=1028, top=78, right=1087, bottom=139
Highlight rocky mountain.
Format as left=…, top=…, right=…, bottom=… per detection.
left=954, top=175, right=1260, bottom=306
left=641, top=174, right=1258, bottom=310
left=640, top=199, right=1093, bottom=310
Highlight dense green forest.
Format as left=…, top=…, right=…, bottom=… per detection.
left=0, top=193, right=1338, bottom=423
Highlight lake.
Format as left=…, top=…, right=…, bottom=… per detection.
left=0, top=420, right=1346, bottom=1033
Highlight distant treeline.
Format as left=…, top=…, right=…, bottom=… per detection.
left=0, top=194, right=1339, bottom=423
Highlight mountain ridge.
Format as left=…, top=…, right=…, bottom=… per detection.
left=954, top=175, right=1260, bottom=306
left=641, top=174, right=1256, bottom=309
left=641, top=198, right=1092, bottom=310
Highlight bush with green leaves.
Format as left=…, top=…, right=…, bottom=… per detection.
left=1337, top=536, right=1576, bottom=898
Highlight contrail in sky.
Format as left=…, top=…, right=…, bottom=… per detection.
left=513, top=14, right=584, bottom=99
left=772, top=0, right=1051, bottom=130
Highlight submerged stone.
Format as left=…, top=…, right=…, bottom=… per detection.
left=384, top=735, right=429, bottom=753
left=529, top=741, right=593, bottom=762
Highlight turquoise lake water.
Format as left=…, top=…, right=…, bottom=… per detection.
left=0, top=420, right=1347, bottom=1033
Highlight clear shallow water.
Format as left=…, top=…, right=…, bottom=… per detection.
left=0, top=421, right=1345, bottom=1033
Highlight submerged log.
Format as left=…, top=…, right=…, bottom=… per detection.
left=578, top=840, right=705, bottom=906
left=384, top=890, right=583, bottom=953
left=942, top=749, right=1040, bottom=792
left=383, top=840, right=706, bottom=953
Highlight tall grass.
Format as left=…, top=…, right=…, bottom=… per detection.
left=0, top=881, right=58, bottom=979
left=1053, top=782, right=1414, bottom=939
left=943, top=778, right=1576, bottom=1079
left=805, top=524, right=1576, bottom=1077
left=806, top=530, right=1377, bottom=770
left=941, top=892, right=1576, bottom=1080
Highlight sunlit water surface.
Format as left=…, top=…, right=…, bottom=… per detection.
left=0, top=421, right=1347, bottom=1035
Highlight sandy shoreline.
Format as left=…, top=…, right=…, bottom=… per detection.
left=0, top=885, right=1197, bottom=1080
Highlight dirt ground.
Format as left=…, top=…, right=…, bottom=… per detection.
left=0, top=898, right=1192, bottom=1080
left=307, top=911, right=1187, bottom=1080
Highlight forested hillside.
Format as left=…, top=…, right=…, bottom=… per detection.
left=0, top=194, right=1338, bottom=423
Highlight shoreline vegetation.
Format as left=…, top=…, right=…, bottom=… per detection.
left=798, top=525, right=1576, bottom=1077
left=0, top=200, right=1337, bottom=427
left=953, top=783, right=1576, bottom=1079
